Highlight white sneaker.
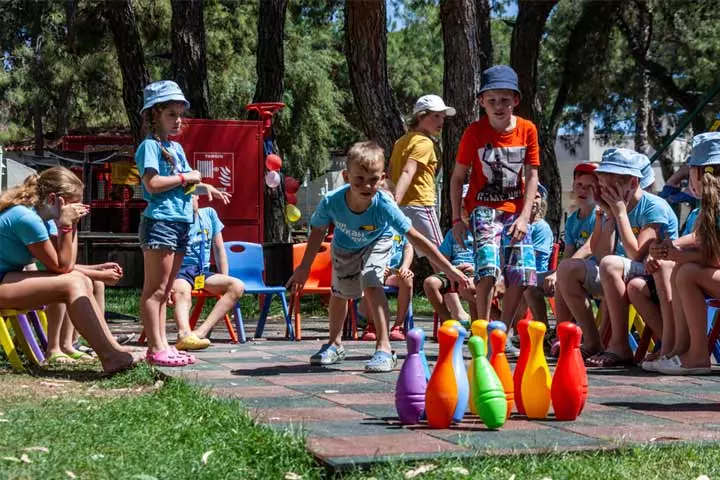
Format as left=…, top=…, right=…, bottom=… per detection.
left=641, top=358, right=661, bottom=372
left=655, top=355, right=712, bottom=375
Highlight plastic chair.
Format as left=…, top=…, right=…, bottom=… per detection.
left=349, top=286, right=414, bottom=340
left=705, top=299, right=720, bottom=362
left=598, top=304, right=658, bottom=362
left=226, top=241, right=294, bottom=340
left=0, top=308, right=47, bottom=372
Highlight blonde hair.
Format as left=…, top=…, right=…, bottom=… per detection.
left=141, top=101, right=183, bottom=168
left=346, top=141, right=385, bottom=171
left=695, top=165, right=720, bottom=264
left=408, top=110, right=429, bottom=129
left=536, top=196, right=548, bottom=220
left=0, top=167, right=83, bottom=214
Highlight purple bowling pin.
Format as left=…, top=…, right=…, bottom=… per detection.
left=395, top=328, right=428, bottom=424
left=487, top=321, right=507, bottom=359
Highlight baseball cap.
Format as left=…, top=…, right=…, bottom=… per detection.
left=573, top=162, right=598, bottom=176
left=596, top=148, right=643, bottom=178
left=478, top=65, right=521, bottom=96
left=689, top=132, right=720, bottom=167
left=413, top=95, right=456, bottom=116
left=141, top=80, right=190, bottom=113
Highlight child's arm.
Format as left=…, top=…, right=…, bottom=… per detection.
left=192, top=184, right=232, bottom=205
left=212, top=234, right=229, bottom=275
left=570, top=238, right=594, bottom=259
left=142, top=170, right=201, bottom=194
left=393, top=160, right=418, bottom=205
left=74, top=264, right=123, bottom=285
left=398, top=242, right=414, bottom=274
left=286, top=226, right=328, bottom=292
left=508, top=166, right=539, bottom=242
left=590, top=211, right=616, bottom=259
left=449, top=164, right=469, bottom=244
left=405, top=228, right=471, bottom=290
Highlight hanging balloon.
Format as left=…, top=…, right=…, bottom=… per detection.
left=286, top=204, right=301, bottom=223
left=265, top=171, right=281, bottom=189
left=284, top=176, right=300, bottom=194
left=265, top=154, right=282, bottom=171
left=285, top=192, right=298, bottom=205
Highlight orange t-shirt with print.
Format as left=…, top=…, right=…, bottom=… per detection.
left=456, top=115, right=540, bottom=214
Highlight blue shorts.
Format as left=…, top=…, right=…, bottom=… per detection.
left=139, top=217, right=190, bottom=252
left=176, top=265, right=215, bottom=286
left=469, top=206, right=536, bottom=287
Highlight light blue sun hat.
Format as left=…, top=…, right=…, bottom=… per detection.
left=596, top=148, right=643, bottom=178
left=141, top=80, right=190, bottom=113
left=689, top=132, right=720, bottom=167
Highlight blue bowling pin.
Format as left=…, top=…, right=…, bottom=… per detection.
left=450, top=324, right=469, bottom=423
left=415, top=328, right=431, bottom=382
left=487, top=321, right=507, bottom=359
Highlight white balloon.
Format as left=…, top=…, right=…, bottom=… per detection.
left=265, top=171, right=281, bottom=189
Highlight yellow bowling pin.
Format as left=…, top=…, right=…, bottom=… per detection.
left=521, top=321, right=551, bottom=419
left=468, top=320, right=489, bottom=415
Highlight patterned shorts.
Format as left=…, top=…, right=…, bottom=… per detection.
left=469, top=206, right=536, bottom=287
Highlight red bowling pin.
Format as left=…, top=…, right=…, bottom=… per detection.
left=489, top=329, right=514, bottom=420
left=513, top=319, right=531, bottom=415
left=425, top=325, right=459, bottom=428
left=551, top=322, right=588, bottom=420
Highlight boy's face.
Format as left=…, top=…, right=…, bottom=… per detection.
left=343, top=160, right=385, bottom=202
left=479, top=90, right=520, bottom=124
left=531, top=191, right=543, bottom=216
left=572, top=173, right=596, bottom=207
left=418, top=111, right=447, bottom=135
left=596, top=173, right=637, bottom=202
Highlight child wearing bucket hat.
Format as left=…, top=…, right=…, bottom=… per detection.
left=135, top=80, right=231, bottom=367
left=448, top=65, right=539, bottom=357
left=582, top=148, right=678, bottom=368
left=648, top=132, right=720, bottom=375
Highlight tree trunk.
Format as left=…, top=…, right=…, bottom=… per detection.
left=31, top=7, right=44, bottom=156
left=56, top=0, right=77, bottom=136
left=510, top=0, right=561, bottom=234
left=475, top=0, right=493, bottom=72
left=344, top=0, right=405, bottom=156
left=104, top=0, right=150, bottom=145
left=635, top=69, right=651, bottom=156
left=171, top=0, right=210, bottom=119
left=439, top=0, right=481, bottom=230
left=253, top=0, right=288, bottom=104
left=649, top=110, right=677, bottom=182
left=253, top=0, right=290, bottom=244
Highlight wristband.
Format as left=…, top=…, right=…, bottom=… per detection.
left=179, top=173, right=186, bottom=186
left=60, top=225, right=73, bottom=233
left=452, top=218, right=462, bottom=225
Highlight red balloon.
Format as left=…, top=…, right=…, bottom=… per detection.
left=285, top=192, right=298, bottom=205
left=265, top=154, right=282, bottom=171
left=284, top=176, right=300, bottom=194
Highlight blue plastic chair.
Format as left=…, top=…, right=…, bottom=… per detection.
left=225, top=241, right=294, bottom=340
left=706, top=299, right=720, bottom=362
left=383, top=285, right=415, bottom=331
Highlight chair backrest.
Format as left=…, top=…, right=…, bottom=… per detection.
left=225, top=241, right=265, bottom=284
left=549, top=242, right=560, bottom=271
left=293, top=242, right=332, bottom=289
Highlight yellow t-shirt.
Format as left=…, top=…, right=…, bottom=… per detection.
left=389, top=131, right=438, bottom=206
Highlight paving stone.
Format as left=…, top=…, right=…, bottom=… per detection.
left=307, top=432, right=468, bottom=458
left=427, top=424, right=608, bottom=450
left=254, top=406, right=368, bottom=423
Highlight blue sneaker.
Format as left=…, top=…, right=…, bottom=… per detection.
left=365, top=350, right=397, bottom=373
left=505, top=338, right=521, bottom=359
left=310, top=344, right=346, bottom=366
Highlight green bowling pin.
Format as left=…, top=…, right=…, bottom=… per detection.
left=468, top=336, right=507, bottom=429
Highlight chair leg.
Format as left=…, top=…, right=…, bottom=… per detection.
left=223, top=311, right=239, bottom=344
left=294, top=293, right=302, bottom=341
left=0, top=315, right=24, bottom=372
left=233, top=303, right=247, bottom=344
left=255, top=294, right=273, bottom=339
left=634, top=326, right=654, bottom=364
left=279, top=293, right=294, bottom=341
left=11, top=314, right=45, bottom=365
left=707, top=306, right=720, bottom=360
left=28, top=310, right=48, bottom=351
left=189, top=296, right=207, bottom=332
left=433, top=312, right=439, bottom=341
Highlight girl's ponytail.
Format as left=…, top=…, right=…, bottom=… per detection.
left=0, top=174, right=41, bottom=213
left=0, top=167, right=82, bottom=215
left=696, top=166, right=720, bottom=264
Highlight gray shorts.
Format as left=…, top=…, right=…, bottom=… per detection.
left=400, top=205, right=442, bottom=257
left=331, top=236, right=393, bottom=299
left=621, top=257, right=646, bottom=282
left=582, top=258, right=603, bottom=297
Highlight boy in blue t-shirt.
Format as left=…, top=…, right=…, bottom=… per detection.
left=522, top=185, right=555, bottom=326
left=423, top=226, right=476, bottom=324
left=287, top=141, right=470, bottom=373
left=585, top=148, right=678, bottom=368
left=360, top=228, right=414, bottom=342
left=170, top=195, right=245, bottom=351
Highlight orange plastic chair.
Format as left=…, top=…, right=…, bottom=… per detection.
left=291, top=242, right=357, bottom=340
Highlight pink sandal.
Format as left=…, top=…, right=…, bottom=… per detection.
left=171, top=347, right=197, bottom=365
left=146, top=349, right=191, bottom=367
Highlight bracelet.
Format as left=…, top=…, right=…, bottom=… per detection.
left=179, top=173, right=186, bottom=186
left=60, top=225, right=73, bottom=233
left=452, top=218, right=462, bottom=225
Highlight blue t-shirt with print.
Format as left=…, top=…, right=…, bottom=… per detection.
left=531, top=219, right=554, bottom=273
left=564, top=208, right=595, bottom=251
left=386, top=228, right=408, bottom=269
left=135, top=137, right=194, bottom=223
left=438, top=230, right=474, bottom=266
left=310, top=185, right=412, bottom=251
left=683, top=207, right=700, bottom=236
left=615, top=191, right=679, bottom=257
left=0, top=205, right=52, bottom=274
left=182, top=207, right=224, bottom=270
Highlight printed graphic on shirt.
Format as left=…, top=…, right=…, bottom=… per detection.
left=476, top=144, right=527, bottom=202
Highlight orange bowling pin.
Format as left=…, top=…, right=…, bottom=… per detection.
left=551, top=322, right=588, bottom=420
left=489, top=329, right=514, bottom=420
left=521, top=321, right=551, bottom=419
left=468, top=320, right=489, bottom=415
left=513, top=319, right=531, bottom=415
left=425, top=325, right=460, bottom=428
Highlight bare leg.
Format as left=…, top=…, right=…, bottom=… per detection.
left=669, top=265, right=689, bottom=356
left=557, top=258, right=602, bottom=354
left=443, top=292, right=469, bottom=322
left=553, top=284, right=572, bottom=324
left=172, top=279, right=193, bottom=337
left=363, top=286, right=393, bottom=354
left=392, top=276, right=413, bottom=328
left=194, top=274, right=245, bottom=338
left=45, top=303, right=73, bottom=362
left=500, top=285, right=525, bottom=334
left=140, top=249, right=183, bottom=354
left=424, top=276, right=450, bottom=322
left=475, top=277, right=495, bottom=321
left=654, top=260, right=676, bottom=357
left=598, top=256, right=633, bottom=360
left=677, top=263, right=718, bottom=368
left=524, top=286, right=548, bottom=326
left=327, top=295, right=348, bottom=347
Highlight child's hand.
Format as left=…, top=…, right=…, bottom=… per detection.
left=185, top=170, right=202, bottom=185
left=398, top=267, right=414, bottom=279
left=593, top=185, right=613, bottom=216
left=57, top=198, right=89, bottom=227
left=457, top=263, right=475, bottom=276
left=508, top=215, right=529, bottom=243
left=100, top=267, right=123, bottom=286
left=543, top=271, right=557, bottom=296
left=168, top=289, right=177, bottom=306
left=447, top=267, right=471, bottom=291
left=602, top=183, right=627, bottom=217
left=203, top=184, right=232, bottom=205
left=452, top=220, right=468, bottom=246
left=286, top=265, right=310, bottom=294
left=645, top=253, right=660, bottom=274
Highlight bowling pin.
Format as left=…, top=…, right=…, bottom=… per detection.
left=395, top=328, right=428, bottom=425
left=468, top=320, right=489, bottom=415
left=442, top=319, right=461, bottom=329
left=521, top=321, right=552, bottom=419
left=425, top=325, right=460, bottom=428
left=416, top=328, right=431, bottom=383
left=551, top=322, right=588, bottom=421
left=468, top=336, right=507, bottom=429
left=486, top=320, right=507, bottom=359
left=489, top=329, right=514, bottom=420
left=513, top=319, right=531, bottom=415
left=449, top=324, right=469, bottom=423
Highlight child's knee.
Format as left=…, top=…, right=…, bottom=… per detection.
left=626, top=277, right=647, bottom=300
left=228, top=279, right=245, bottom=299
left=64, top=271, right=93, bottom=298
left=676, top=262, right=701, bottom=284
left=599, top=256, right=624, bottom=278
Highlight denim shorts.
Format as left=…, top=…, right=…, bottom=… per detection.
left=139, top=217, right=191, bottom=252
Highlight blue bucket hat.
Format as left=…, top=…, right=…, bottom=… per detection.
left=689, top=132, right=720, bottom=167
left=537, top=183, right=548, bottom=200
left=141, top=80, right=190, bottom=113
left=478, top=65, right=521, bottom=97
left=596, top=148, right=643, bottom=178
left=637, top=153, right=655, bottom=189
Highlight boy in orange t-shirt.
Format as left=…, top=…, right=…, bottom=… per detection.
left=449, top=65, right=540, bottom=356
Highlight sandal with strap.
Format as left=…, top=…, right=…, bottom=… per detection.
left=146, top=349, right=191, bottom=367
left=585, top=351, right=634, bottom=368
left=45, top=353, right=76, bottom=366
left=579, top=346, right=602, bottom=361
